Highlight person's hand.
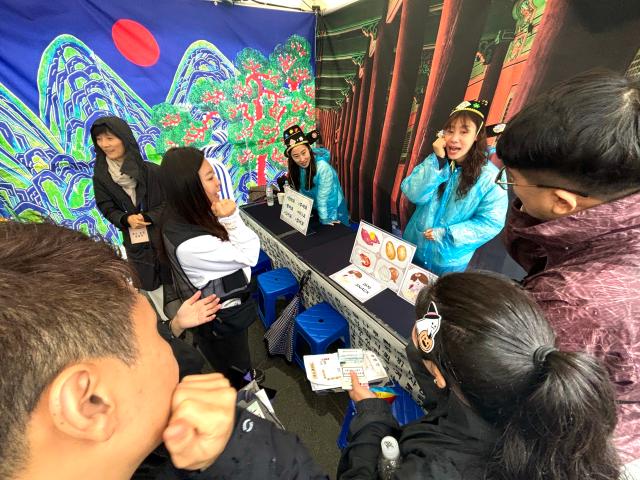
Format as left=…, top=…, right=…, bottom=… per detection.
left=432, top=136, right=446, bottom=158
left=127, top=214, right=151, bottom=229
left=163, top=373, right=237, bottom=471
left=347, top=371, right=376, bottom=402
left=423, top=228, right=443, bottom=241
left=211, top=199, right=237, bottom=218
left=172, top=291, right=221, bottom=336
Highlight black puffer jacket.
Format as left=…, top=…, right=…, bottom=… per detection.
left=338, top=394, right=499, bottom=480
left=154, top=409, right=329, bottom=480
left=91, top=117, right=166, bottom=290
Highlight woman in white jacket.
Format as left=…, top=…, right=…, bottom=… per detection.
left=160, top=147, right=260, bottom=388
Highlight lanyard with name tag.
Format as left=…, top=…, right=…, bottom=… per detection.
left=129, top=226, right=150, bottom=244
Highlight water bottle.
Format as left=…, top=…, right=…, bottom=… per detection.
left=266, top=184, right=274, bottom=206
left=378, top=436, right=401, bottom=479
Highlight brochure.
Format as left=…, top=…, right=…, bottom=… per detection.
left=303, top=349, right=388, bottom=392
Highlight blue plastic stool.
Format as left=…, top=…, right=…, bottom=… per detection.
left=293, top=302, right=350, bottom=368
left=257, top=268, right=299, bottom=328
left=251, top=250, right=272, bottom=277
left=337, top=384, right=425, bottom=449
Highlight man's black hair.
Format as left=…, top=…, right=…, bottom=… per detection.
left=497, top=70, right=640, bottom=198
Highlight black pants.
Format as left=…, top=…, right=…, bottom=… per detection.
left=194, top=299, right=256, bottom=389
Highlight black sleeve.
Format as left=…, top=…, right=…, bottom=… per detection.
left=143, top=163, right=166, bottom=225
left=195, top=409, right=328, bottom=480
left=337, top=398, right=400, bottom=479
left=93, top=176, right=128, bottom=228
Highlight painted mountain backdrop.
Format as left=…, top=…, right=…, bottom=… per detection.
left=0, top=33, right=314, bottom=243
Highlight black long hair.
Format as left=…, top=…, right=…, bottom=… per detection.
left=438, top=111, right=488, bottom=199
left=159, top=147, right=228, bottom=241
left=415, top=272, right=620, bottom=480
left=287, top=144, right=317, bottom=191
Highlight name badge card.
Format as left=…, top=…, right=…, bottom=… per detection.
left=129, top=226, right=150, bottom=244
left=280, top=186, right=314, bottom=235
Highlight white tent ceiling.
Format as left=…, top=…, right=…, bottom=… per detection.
left=227, top=0, right=361, bottom=14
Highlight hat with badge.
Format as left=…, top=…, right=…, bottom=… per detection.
left=450, top=99, right=490, bottom=129
left=283, top=125, right=321, bottom=155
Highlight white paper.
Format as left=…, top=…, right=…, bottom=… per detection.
left=280, top=185, right=314, bottom=235
left=329, top=265, right=384, bottom=303
left=304, top=353, right=342, bottom=388
left=303, top=350, right=388, bottom=392
left=338, top=348, right=367, bottom=390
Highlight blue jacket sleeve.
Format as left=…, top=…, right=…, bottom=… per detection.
left=314, top=161, right=336, bottom=224
left=445, top=181, right=508, bottom=251
left=401, top=153, right=450, bottom=205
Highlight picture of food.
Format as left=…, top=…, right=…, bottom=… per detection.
left=360, top=227, right=380, bottom=246
left=397, top=245, right=407, bottom=262
left=340, top=269, right=364, bottom=285
left=385, top=241, right=396, bottom=260
left=389, top=267, right=399, bottom=282
left=359, top=253, right=371, bottom=268
left=377, top=266, right=391, bottom=282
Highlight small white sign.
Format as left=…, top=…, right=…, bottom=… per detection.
left=280, top=186, right=314, bottom=235
left=329, top=265, right=384, bottom=303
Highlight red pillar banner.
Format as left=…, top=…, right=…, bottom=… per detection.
left=339, top=99, right=352, bottom=189
left=348, top=54, right=374, bottom=220
left=371, top=0, right=429, bottom=230
left=343, top=76, right=362, bottom=204
left=358, top=16, right=400, bottom=222
left=398, top=0, right=491, bottom=228
left=507, top=0, right=640, bottom=119
left=336, top=104, right=347, bottom=170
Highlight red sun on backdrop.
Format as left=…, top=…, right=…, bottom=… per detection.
left=112, top=19, right=160, bottom=67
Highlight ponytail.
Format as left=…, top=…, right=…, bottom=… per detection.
left=416, top=272, right=621, bottom=480
left=489, top=350, right=620, bottom=480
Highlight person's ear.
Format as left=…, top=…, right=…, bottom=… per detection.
left=551, top=189, right=580, bottom=216
left=48, top=364, right=117, bottom=442
left=422, top=360, right=447, bottom=389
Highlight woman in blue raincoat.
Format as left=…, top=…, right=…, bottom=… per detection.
left=401, top=100, right=508, bottom=275
left=283, top=125, right=349, bottom=226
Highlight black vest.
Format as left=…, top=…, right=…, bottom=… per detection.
left=163, top=221, right=251, bottom=304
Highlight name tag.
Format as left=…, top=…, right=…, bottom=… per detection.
left=129, top=226, right=150, bottom=244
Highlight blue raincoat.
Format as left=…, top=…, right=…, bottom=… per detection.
left=401, top=152, right=508, bottom=275
left=299, top=147, right=350, bottom=226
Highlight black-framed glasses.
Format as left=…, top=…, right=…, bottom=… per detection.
left=494, top=167, right=589, bottom=197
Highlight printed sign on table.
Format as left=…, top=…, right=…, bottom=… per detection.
left=350, top=221, right=416, bottom=292
left=397, top=265, right=439, bottom=305
left=329, top=265, right=385, bottom=303
left=280, top=186, right=314, bottom=235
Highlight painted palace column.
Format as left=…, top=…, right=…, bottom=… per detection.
left=371, top=0, right=429, bottom=230
left=398, top=0, right=491, bottom=228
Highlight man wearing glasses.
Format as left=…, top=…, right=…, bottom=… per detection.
left=495, top=70, right=640, bottom=468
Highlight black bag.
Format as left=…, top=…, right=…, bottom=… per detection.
left=197, top=297, right=258, bottom=338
